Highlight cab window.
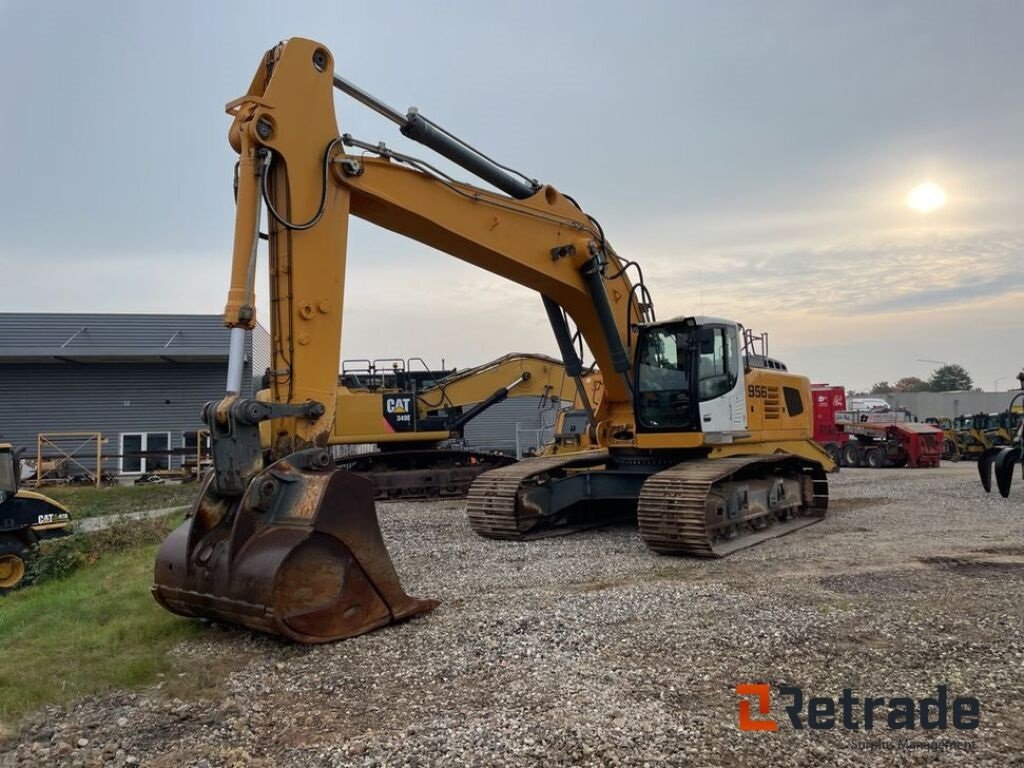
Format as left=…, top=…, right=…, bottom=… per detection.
left=697, top=326, right=738, bottom=401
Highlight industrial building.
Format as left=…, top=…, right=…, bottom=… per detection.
left=0, top=313, right=270, bottom=475
left=0, top=313, right=558, bottom=477
left=463, top=395, right=561, bottom=456
left=878, top=390, right=1020, bottom=420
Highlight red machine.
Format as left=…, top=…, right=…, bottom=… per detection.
left=812, top=385, right=849, bottom=465
left=811, top=384, right=942, bottom=469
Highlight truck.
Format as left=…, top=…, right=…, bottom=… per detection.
left=811, top=385, right=942, bottom=468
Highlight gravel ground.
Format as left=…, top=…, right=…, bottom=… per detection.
left=4, top=463, right=1024, bottom=767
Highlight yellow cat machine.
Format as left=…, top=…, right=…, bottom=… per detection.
left=925, top=417, right=962, bottom=461
left=953, top=414, right=995, bottom=460
left=326, top=352, right=577, bottom=498
left=981, top=410, right=1023, bottom=448
left=0, top=444, right=72, bottom=592
left=153, top=38, right=833, bottom=643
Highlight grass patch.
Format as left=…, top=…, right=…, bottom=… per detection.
left=30, top=516, right=178, bottom=584
left=43, top=483, right=195, bottom=519
left=0, top=523, right=200, bottom=731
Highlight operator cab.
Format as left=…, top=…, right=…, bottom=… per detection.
left=634, top=317, right=746, bottom=434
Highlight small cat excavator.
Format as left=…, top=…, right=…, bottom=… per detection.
left=153, top=38, right=834, bottom=643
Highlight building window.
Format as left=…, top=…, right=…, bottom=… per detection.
left=119, top=432, right=172, bottom=474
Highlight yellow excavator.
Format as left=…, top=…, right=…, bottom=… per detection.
left=293, top=352, right=576, bottom=498
left=0, top=444, right=72, bottom=592
left=153, top=38, right=833, bottom=643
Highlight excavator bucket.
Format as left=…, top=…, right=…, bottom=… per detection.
left=153, top=453, right=437, bottom=643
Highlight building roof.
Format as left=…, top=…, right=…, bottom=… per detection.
left=0, top=313, right=262, bottom=363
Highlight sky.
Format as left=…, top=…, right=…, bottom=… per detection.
left=1, top=0, right=1022, bottom=391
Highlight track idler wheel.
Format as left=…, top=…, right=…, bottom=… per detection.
left=152, top=450, right=438, bottom=643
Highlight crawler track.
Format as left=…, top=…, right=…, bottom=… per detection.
left=637, top=455, right=829, bottom=557
left=467, top=451, right=829, bottom=556
left=466, top=451, right=610, bottom=538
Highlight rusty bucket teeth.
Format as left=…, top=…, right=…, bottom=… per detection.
left=152, top=456, right=438, bottom=644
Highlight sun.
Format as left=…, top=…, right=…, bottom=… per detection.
left=907, top=182, right=946, bottom=214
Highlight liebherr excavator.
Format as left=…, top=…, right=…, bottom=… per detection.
left=153, top=38, right=834, bottom=643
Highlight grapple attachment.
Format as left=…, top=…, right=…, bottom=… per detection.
left=152, top=450, right=438, bottom=643
left=978, top=445, right=1021, bottom=499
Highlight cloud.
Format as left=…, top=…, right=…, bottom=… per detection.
left=640, top=229, right=1024, bottom=320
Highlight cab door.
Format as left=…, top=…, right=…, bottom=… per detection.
left=696, top=325, right=747, bottom=434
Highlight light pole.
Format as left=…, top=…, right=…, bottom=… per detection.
left=916, top=359, right=949, bottom=392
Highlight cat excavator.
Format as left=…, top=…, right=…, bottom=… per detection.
left=153, top=38, right=834, bottom=643
left=312, top=352, right=575, bottom=498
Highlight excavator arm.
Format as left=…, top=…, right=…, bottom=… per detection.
left=222, top=39, right=644, bottom=458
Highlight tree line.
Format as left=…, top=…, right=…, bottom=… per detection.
left=854, top=364, right=975, bottom=396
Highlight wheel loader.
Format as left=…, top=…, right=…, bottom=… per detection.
left=952, top=413, right=995, bottom=460
left=0, top=444, right=72, bottom=592
left=981, top=410, right=1022, bottom=448
left=925, top=417, right=963, bottom=461
left=153, top=38, right=833, bottom=643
